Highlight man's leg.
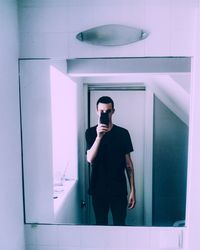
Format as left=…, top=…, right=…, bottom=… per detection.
left=92, top=195, right=109, bottom=225
left=110, top=195, right=127, bottom=226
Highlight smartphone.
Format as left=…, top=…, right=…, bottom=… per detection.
left=100, top=112, right=109, bottom=126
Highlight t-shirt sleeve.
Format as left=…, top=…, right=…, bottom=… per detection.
left=123, top=129, right=134, bottom=154
left=85, top=127, right=96, bottom=151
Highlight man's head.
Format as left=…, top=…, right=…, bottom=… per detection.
left=96, top=96, right=115, bottom=124
left=96, top=96, right=114, bottom=110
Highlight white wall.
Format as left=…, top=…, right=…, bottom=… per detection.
left=20, top=59, right=82, bottom=224
left=17, top=0, right=200, bottom=250
left=20, top=60, right=55, bottom=223
left=0, top=1, right=25, bottom=250
left=185, top=4, right=200, bottom=250
left=18, top=0, right=196, bottom=58
left=25, top=224, right=185, bottom=250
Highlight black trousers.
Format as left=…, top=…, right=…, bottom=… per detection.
left=92, top=194, right=127, bottom=226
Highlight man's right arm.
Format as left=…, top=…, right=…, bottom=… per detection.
left=86, top=124, right=108, bottom=164
left=86, top=136, right=102, bottom=164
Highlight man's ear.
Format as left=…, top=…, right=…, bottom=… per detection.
left=112, top=108, right=115, bottom=114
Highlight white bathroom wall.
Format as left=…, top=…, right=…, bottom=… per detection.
left=20, top=60, right=55, bottom=223
left=20, top=59, right=82, bottom=224
left=18, top=0, right=196, bottom=58
left=0, top=1, right=25, bottom=250
left=25, top=224, right=185, bottom=250
left=185, top=4, right=200, bottom=250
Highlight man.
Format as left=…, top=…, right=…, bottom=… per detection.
left=85, top=96, right=136, bottom=226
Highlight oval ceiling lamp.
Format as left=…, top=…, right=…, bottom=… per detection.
left=76, top=24, right=148, bottom=46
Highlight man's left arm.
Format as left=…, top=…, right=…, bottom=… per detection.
left=125, top=153, right=136, bottom=209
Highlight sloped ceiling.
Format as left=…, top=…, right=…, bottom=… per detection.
left=67, top=57, right=191, bottom=125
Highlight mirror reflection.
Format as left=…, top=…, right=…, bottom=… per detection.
left=20, top=57, right=190, bottom=226
left=86, top=95, right=136, bottom=226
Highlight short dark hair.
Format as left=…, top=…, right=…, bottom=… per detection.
left=96, top=96, right=114, bottom=109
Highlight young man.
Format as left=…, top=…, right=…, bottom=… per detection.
left=85, top=96, right=136, bottom=226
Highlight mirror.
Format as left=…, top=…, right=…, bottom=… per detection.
left=20, top=57, right=190, bottom=226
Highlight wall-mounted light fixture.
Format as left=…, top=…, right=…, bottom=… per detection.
left=76, top=24, right=148, bottom=46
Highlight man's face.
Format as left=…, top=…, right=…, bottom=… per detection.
left=97, top=102, right=114, bottom=122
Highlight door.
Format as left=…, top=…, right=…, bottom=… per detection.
left=87, top=88, right=146, bottom=226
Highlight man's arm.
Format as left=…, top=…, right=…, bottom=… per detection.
left=86, top=136, right=101, bottom=164
left=86, top=124, right=108, bottom=164
left=125, top=153, right=136, bottom=209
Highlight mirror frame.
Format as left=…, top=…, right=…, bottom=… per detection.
left=20, top=57, right=191, bottom=227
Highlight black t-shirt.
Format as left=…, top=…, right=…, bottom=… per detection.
left=85, top=124, right=134, bottom=196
